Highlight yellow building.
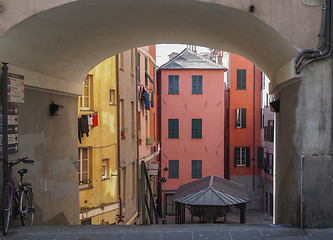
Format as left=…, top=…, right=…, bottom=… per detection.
left=78, top=57, right=120, bottom=225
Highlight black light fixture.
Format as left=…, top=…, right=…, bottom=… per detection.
left=50, top=102, right=64, bottom=116
left=160, top=177, right=167, bottom=183
left=249, top=5, right=255, bottom=13
left=270, top=99, right=280, bottom=113
left=163, top=167, right=169, bottom=172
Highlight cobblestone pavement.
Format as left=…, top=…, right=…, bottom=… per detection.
left=2, top=224, right=333, bottom=240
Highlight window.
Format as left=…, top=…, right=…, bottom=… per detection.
left=261, top=72, right=265, bottom=90
left=78, top=147, right=91, bottom=186
left=122, top=167, right=126, bottom=206
left=110, top=89, right=116, bottom=105
left=234, top=147, right=250, bottom=167
left=119, top=53, right=124, bottom=70
left=166, top=193, right=176, bottom=215
left=145, top=57, right=148, bottom=87
left=192, top=119, right=202, bottom=138
left=257, top=147, right=264, bottom=169
left=81, top=75, right=93, bottom=110
left=260, top=108, right=263, bottom=128
left=137, top=52, right=141, bottom=84
left=131, top=101, right=135, bottom=136
left=102, top=159, right=109, bottom=180
left=120, top=99, right=125, bottom=133
left=226, top=109, right=229, bottom=128
left=192, top=75, right=202, bottom=94
left=192, top=160, right=202, bottom=178
left=236, top=108, right=246, bottom=128
left=169, top=160, right=179, bottom=178
left=168, top=75, right=179, bottom=94
left=132, top=163, right=136, bottom=196
left=168, top=119, right=179, bottom=138
left=138, top=111, right=141, bottom=139
left=237, top=69, right=246, bottom=90
left=131, top=49, right=135, bottom=76
left=266, top=93, right=269, bottom=107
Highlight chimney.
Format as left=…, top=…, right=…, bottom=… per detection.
left=169, top=52, right=178, bottom=61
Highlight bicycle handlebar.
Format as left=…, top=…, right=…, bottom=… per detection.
left=8, top=157, right=34, bottom=167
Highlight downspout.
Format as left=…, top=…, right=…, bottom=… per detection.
left=116, top=55, right=122, bottom=219
left=296, top=0, right=332, bottom=73
left=252, top=64, right=256, bottom=192
left=135, top=49, right=140, bottom=219
left=300, top=154, right=305, bottom=228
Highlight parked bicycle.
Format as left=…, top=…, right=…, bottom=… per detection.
left=2, top=157, right=35, bottom=235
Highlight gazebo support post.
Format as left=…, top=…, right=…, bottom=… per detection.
left=240, top=204, right=246, bottom=224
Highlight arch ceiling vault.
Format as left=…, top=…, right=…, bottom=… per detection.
left=0, top=0, right=322, bottom=94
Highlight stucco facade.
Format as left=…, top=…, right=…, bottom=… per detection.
left=117, top=49, right=139, bottom=225
left=226, top=54, right=262, bottom=210
left=159, top=49, right=226, bottom=217
left=78, top=57, right=120, bottom=225
left=136, top=46, right=160, bottom=224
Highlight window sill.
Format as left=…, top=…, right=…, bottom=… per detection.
left=79, top=185, right=94, bottom=191
left=109, top=103, right=117, bottom=106
left=80, top=109, right=95, bottom=112
left=102, top=178, right=111, bottom=181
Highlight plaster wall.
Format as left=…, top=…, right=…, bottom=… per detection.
left=78, top=57, right=119, bottom=225
left=0, top=0, right=315, bottom=89
left=276, top=57, right=333, bottom=227
left=160, top=68, right=225, bottom=192
left=118, top=50, right=138, bottom=224
left=230, top=175, right=262, bottom=210
left=0, top=87, right=79, bottom=225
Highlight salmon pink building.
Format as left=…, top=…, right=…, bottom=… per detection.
left=225, top=53, right=262, bottom=209
left=157, top=49, right=227, bottom=217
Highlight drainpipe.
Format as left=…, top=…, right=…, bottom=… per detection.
left=116, top=55, right=122, bottom=220
left=296, top=0, right=332, bottom=73
left=252, top=64, right=256, bottom=192
left=135, top=49, right=140, bottom=219
left=1, top=63, right=9, bottom=191
left=300, top=154, right=305, bottom=228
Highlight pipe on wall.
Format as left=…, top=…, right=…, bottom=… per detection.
left=295, top=0, right=332, bottom=73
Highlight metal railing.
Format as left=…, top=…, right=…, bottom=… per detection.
left=141, top=162, right=159, bottom=224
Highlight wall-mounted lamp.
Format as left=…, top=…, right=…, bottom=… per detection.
left=50, top=102, right=64, bottom=116
left=249, top=5, right=255, bottom=13
left=270, top=99, right=280, bottom=113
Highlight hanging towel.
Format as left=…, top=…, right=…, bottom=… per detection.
left=145, top=91, right=150, bottom=110
left=88, top=114, right=93, bottom=126
left=78, top=116, right=89, bottom=143
left=92, top=113, right=99, bottom=127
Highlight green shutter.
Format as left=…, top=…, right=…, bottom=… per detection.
left=237, top=70, right=240, bottom=89
left=242, top=70, right=246, bottom=89
left=246, top=147, right=251, bottom=167
left=242, top=108, right=246, bottom=128
left=234, top=147, right=238, bottom=167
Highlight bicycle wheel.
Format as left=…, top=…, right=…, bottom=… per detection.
left=19, top=187, right=34, bottom=226
left=2, top=184, right=13, bottom=235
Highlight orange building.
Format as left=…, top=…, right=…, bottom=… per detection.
left=225, top=53, right=262, bottom=209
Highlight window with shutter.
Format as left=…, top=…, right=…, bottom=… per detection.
left=270, top=120, right=274, bottom=142
left=258, top=147, right=264, bottom=169
left=237, top=69, right=246, bottom=90
left=234, top=147, right=248, bottom=166
left=137, top=52, right=141, bottom=84
left=192, top=160, right=202, bottom=178
left=236, top=108, right=246, bottom=128
left=192, top=75, right=203, bottom=94
left=168, top=119, right=179, bottom=138
left=168, top=75, right=179, bottom=94
left=192, top=119, right=202, bottom=138
left=169, top=160, right=179, bottom=178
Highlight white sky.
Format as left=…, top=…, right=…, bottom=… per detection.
left=156, top=44, right=210, bottom=67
